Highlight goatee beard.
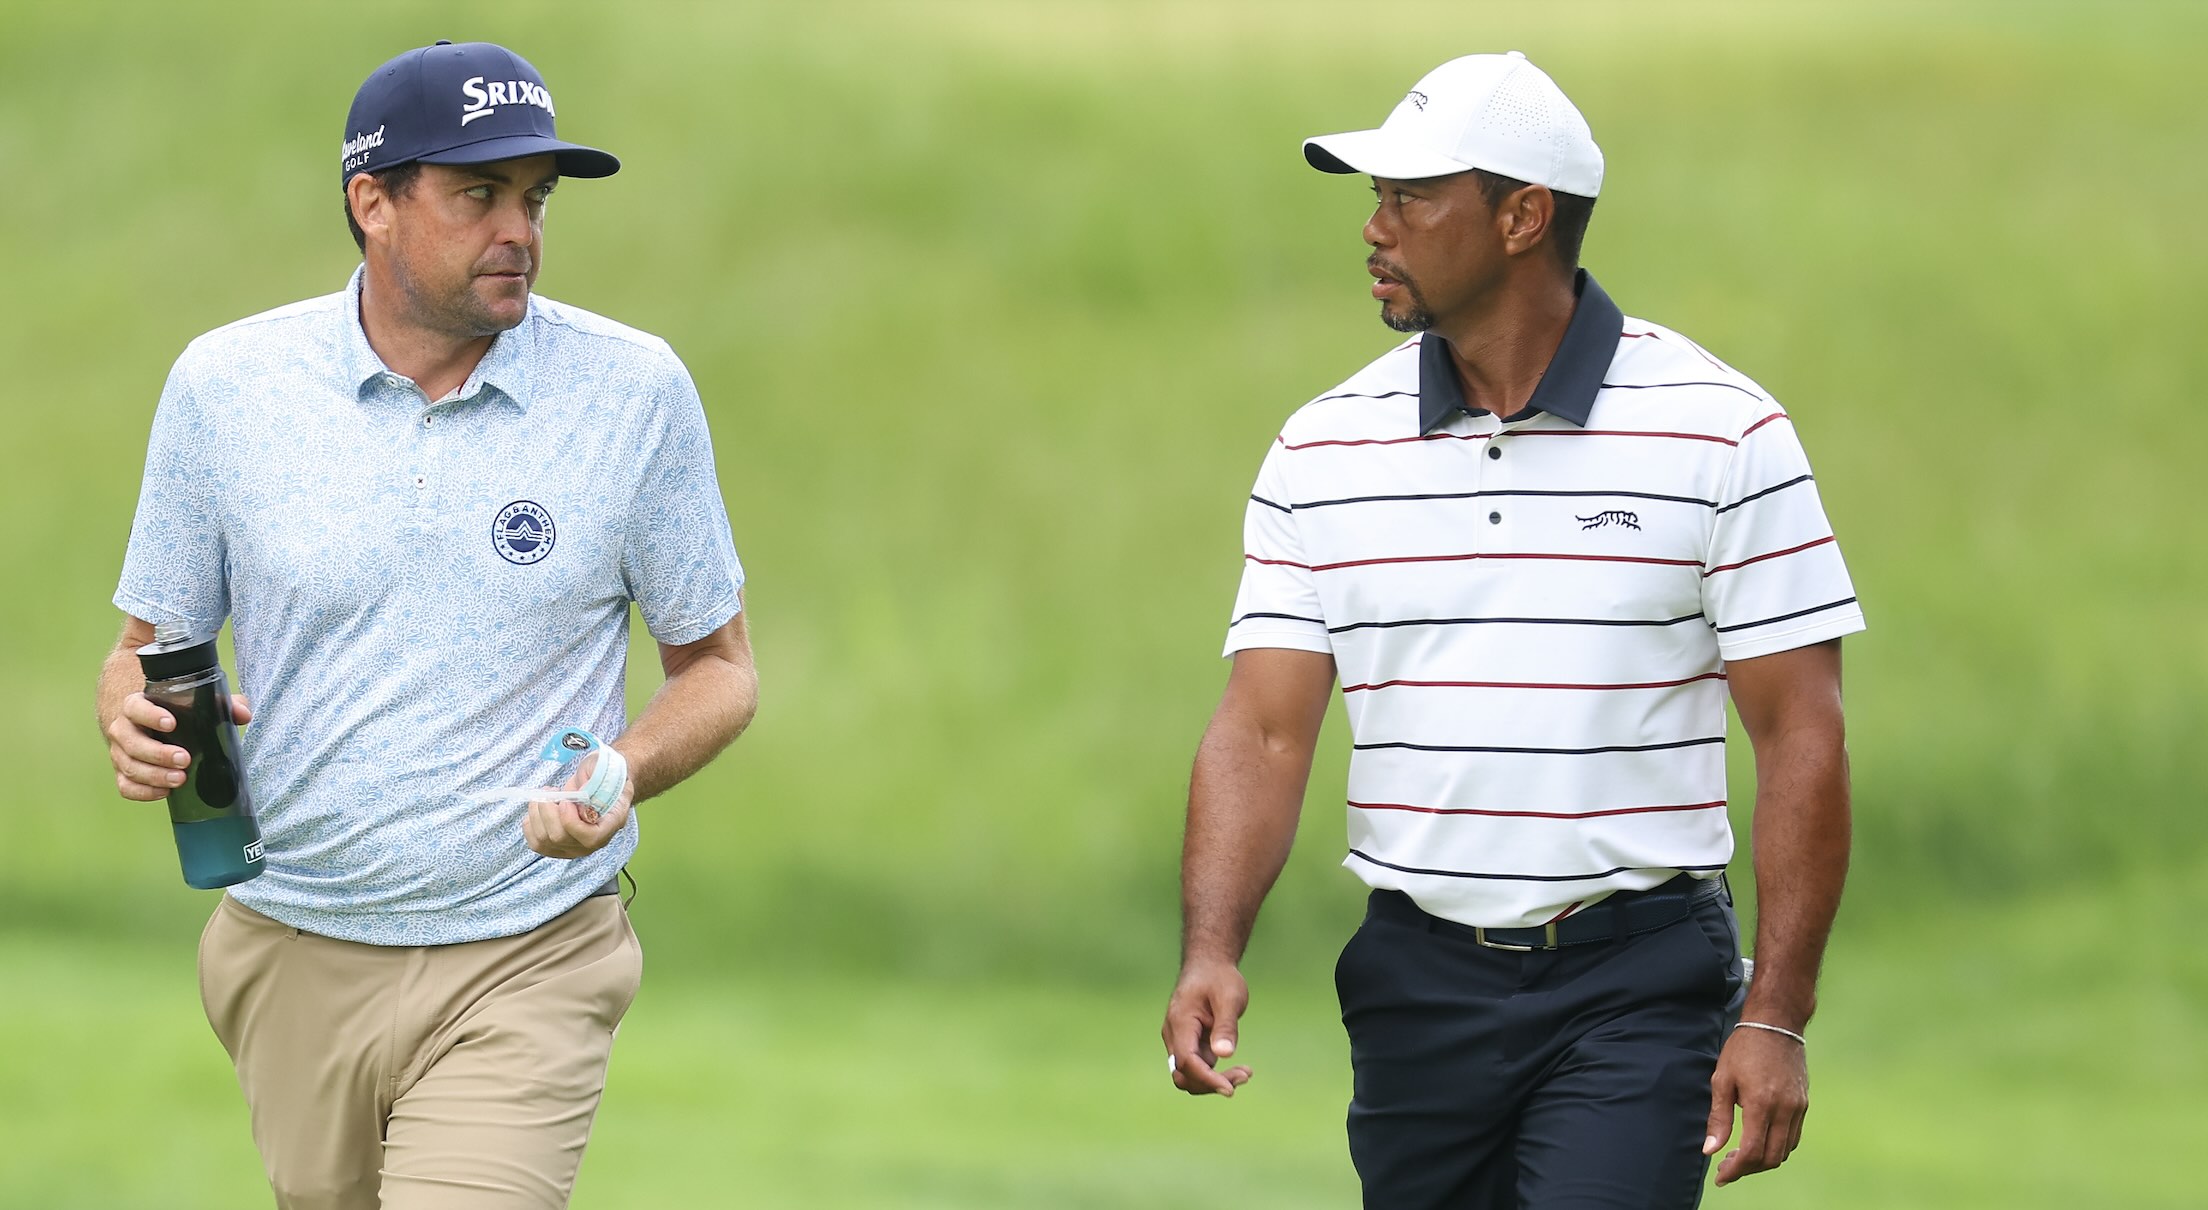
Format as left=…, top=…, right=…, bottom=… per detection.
left=1382, top=302, right=1434, bottom=333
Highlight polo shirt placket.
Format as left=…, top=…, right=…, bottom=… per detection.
left=407, top=386, right=435, bottom=525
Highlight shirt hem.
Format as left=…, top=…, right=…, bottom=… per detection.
left=226, top=851, right=631, bottom=946
left=1716, top=611, right=1866, bottom=662
left=645, top=592, right=743, bottom=647
left=1343, top=855, right=1731, bottom=929
left=1222, top=630, right=1334, bottom=658
left=112, top=589, right=222, bottom=632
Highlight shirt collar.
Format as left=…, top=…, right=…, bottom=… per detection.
left=341, top=266, right=533, bottom=411
left=1417, top=269, right=1623, bottom=433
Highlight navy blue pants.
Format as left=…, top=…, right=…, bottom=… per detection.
left=1336, top=889, right=1745, bottom=1209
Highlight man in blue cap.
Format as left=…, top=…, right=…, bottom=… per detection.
left=96, top=41, right=757, bottom=1208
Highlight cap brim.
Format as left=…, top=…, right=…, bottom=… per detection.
left=1302, top=129, right=1470, bottom=180
left=418, top=134, right=620, bottom=179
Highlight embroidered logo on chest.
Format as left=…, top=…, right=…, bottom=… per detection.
left=492, top=500, right=557, bottom=565
left=1576, top=509, right=1641, bottom=531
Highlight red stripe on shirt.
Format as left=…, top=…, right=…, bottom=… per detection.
left=1350, top=799, right=1728, bottom=819
left=1281, top=428, right=1735, bottom=450
left=1341, top=672, right=1727, bottom=693
left=1741, top=412, right=1789, bottom=439
left=1295, top=550, right=1704, bottom=573
left=1703, top=534, right=1836, bottom=578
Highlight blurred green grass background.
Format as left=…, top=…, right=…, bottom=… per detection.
left=2, top=0, right=2201, bottom=1205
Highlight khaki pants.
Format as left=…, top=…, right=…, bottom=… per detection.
left=199, top=894, right=643, bottom=1210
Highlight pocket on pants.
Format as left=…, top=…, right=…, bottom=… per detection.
left=1688, top=899, right=1746, bottom=1019
left=608, top=908, right=644, bottom=1028
left=197, top=897, right=258, bottom=1058
left=196, top=900, right=223, bottom=1036
left=573, top=901, right=644, bottom=1034
left=197, top=896, right=300, bottom=1061
left=1332, top=924, right=1358, bottom=993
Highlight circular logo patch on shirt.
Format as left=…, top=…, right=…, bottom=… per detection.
left=492, top=500, right=557, bottom=565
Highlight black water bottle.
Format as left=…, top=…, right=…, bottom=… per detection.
left=137, top=626, right=265, bottom=889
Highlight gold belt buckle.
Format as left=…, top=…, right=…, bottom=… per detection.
left=1472, top=923, right=1560, bottom=951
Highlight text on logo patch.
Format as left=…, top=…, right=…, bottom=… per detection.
left=493, top=500, right=558, bottom=564
left=1576, top=510, right=1642, bottom=531
left=341, top=125, right=386, bottom=172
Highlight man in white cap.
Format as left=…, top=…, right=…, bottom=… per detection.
left=1161, top=52, right=1862, bottom=1206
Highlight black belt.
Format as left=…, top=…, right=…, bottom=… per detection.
left=586, top=874, right=621, bottom=898
left=1369, top=873, right=1726, bottom=951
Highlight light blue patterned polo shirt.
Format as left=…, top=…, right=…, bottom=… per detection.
left=116, top=269, right=745, bottom=945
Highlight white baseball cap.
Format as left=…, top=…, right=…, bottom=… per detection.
left=1303, top=52, right=1603, bottom=197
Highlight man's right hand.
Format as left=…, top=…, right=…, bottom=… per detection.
left=105, top=691, right=251, bottom=801
left=1162, top=958, right=1254, bottom=1097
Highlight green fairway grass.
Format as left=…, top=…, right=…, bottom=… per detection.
left=5, top=861, right=2201, bottom=1207
left=2, top=0, right=2201, bottom=1203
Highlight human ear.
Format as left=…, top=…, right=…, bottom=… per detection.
left=1500, top=185, right=1555, bottom=258
left=348, top=173, right=395, bottom=246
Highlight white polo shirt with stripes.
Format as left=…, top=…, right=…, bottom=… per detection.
left=1225, top=271, right=1864, bottom=929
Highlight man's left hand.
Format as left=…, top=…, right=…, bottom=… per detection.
left=521, top=752, right=634, bottom=859
left=1704, top=1025, right=1809, bottom=1186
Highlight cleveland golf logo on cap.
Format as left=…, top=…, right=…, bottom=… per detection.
left=459, top=76, right=557, bottom=125
left=340, top=125, right=385, bottom=172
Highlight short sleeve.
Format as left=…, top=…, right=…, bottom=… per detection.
left=115, top=359, right=230, bottom=631
left=621, top=357, right=745, bottom=645
left=1702, top=410, right=1865, bottom=661
left=1222, top=439, right=1332, bottom=657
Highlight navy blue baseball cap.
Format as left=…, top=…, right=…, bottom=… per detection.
left=340, top=40, right=619, bottom=186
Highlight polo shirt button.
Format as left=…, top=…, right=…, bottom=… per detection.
left=423, top=414, right=435, bottom=427
left=1488, top=511, right=1502, bottom=524
left=1488, top=445, right=1501, bottom=460
left=414, top=476, right=426, bottom=488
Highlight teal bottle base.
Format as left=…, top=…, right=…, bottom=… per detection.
left=173, top=816, right=266, bottom=890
